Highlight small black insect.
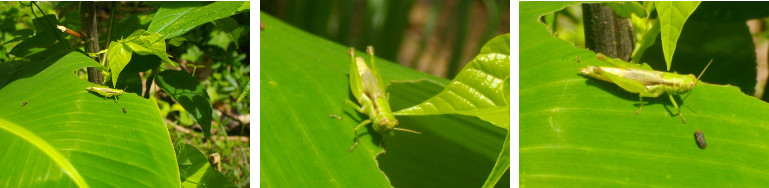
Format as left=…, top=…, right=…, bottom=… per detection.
left=694, top=130, right=707, bottom=149
left=122, top=107, right=127, bottom=113
left=21, top=101, right=27, bottom=106
left=576, top=55, right=581, bottom=63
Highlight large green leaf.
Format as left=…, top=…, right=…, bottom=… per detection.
left=656, top=1, right=700, bottom=70
left=148, top=1, right=247, bottom=39
left=0, top=51, right=179, bottom=187
left=395, top=34, right=510, bottom=130
left=521, top=2, right=769, bottom=186
left=260, top=12, right=508, bottom=187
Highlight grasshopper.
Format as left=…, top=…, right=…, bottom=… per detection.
left=331, top=46, right=421, bottom=152
left=86, top=84, right=126, bottom=103
left=579, top=54, right=712, bottom=123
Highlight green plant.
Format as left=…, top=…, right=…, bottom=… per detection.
left=0, top=2, right=249, bottom=187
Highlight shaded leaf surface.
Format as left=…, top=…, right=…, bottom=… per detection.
left=395, top=34, right=510, bottom=129
left=156, top=70, right=213, bottom=140
left=8, top=15, right=62, bottom=58
left=641, top=2, right=761, bottom=96
left=395, top=34, right=510, bottom=188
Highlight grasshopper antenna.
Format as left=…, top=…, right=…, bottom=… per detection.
left=393, top=128, right=422, bottom=134
left=696, top=59, right=713, bottom=82
left=683, top=59, right=714, bottom=101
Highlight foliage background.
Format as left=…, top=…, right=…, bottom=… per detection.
left=0, top=1, right=250, bottom=187
left=261, top=0, right=509, bottom=79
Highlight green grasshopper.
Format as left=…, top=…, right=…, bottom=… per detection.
left=579, top=54, right=712, bottom=123
left=331, top=46, right=421, bottom=152
left=86, top=84, right=125, bottom=103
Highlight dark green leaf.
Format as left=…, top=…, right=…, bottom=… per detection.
left=483, top=132, right=510, bottom=188
left=9, top=15, right=62, bottom=57
left=156, top=70, right=213, bottom=140
left=213, top=17, right=242, bottom=49
left=168, top=36, right=187, bottom=47
left=395, top=34, right=510, bottom=188
left=641, top=3, right=757, bottom=95
left=111, top=12, right=154, bottom=40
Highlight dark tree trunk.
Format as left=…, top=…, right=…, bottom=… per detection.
left=81, top=2, right=103, bottom=85
left=582, top=3, right=635, bottom=61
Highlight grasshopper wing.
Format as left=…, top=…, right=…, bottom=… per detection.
left=348, top=48, right=364, bottom=100
left=595, top=68, right=650, bottom=95
left=596, top=53, right=653, bottom=71
left=365, top=46, right=388, bottom=98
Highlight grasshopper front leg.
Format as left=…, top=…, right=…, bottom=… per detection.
left=668, top=94, right=686, bottom=123
left=349, top=119, right=372, bottom=152
left=635, top=93, right=686, bottom=123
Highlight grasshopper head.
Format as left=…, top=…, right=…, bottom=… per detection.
left=679, top=59, right=713, bottom=93
left=373, top=114, right=422, bottom=136
left=373, top=115, right=399, bottom=136
left=679, top=74, right=698, bottom=93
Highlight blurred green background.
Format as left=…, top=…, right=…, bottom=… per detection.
left=261, top=0, right=509, bottom=78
